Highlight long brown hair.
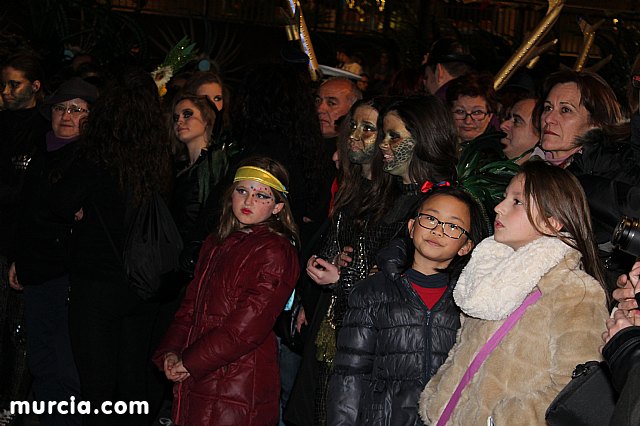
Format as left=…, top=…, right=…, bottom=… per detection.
left=80, top=69, right=172, bottom=205
left=217, top=157, right=299, bottom=245
left=332, top=97, right=394, bottom=226
left=519, top=160, right=608, bottom=301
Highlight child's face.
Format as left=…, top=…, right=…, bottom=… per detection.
left=408, top=194, right=474, bottom=270
left=493, top=174, right=544, bottom=250
left=232, top=180, right=283, bottom=227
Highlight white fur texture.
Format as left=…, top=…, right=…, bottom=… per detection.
left=454, top=236, right=571, bottom=320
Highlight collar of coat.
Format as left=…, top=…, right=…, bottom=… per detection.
left=453, top=235, right=572, bottom=320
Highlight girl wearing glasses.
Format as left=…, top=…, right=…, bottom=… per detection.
left=293, top=95, right=459, bottom=425
left=420, top=161, right=608, bottom=425
left=326, top=185, right=488, bottom=425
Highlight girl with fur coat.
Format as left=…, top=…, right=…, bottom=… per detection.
left=419, top=161, right=609, bottom=425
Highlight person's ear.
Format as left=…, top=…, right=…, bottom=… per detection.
left=545, top=216, right=563, bottom=233
left=408, top=218, right=415, bottom=238
left=273, top=203, right=284, bottom=215
left=435, top=64, right=448, bottom=85
left=457, top=239, right=474, bottom=256
left=31, top=80, right=41, bottom=93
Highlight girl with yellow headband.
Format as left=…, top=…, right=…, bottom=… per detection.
left=154, top=157, right=300, bottom=426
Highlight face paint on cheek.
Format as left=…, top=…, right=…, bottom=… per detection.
left=383, top=137, right=416, bottom=173
left=348, top=131, right=378, bottom=164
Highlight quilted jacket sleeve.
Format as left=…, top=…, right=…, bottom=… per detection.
left=326, top=276, right=380, bottom=425
left=181, top=238, right=300, bottom=380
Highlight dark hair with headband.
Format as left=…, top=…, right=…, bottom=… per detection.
left=217, top=156, right=298, bottom=245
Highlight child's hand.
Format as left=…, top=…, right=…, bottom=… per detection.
left=170, top=361, right=191, bottom=383
left=306, top=255, right=340, bottom=285
left=163, top=352, right=189, bottom=382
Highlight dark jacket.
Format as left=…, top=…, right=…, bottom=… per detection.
left=0, top=107, right=50, bottom=255
left=10, top=141, right=77, bottom=285
left=49, top=158, right=129, bottom=281
left=567, top=124, right=640, bottom=288
left=602, top=326, right=640, bottom=426
left=327, top=238, right=461, bottom=426
left=153, top=225, right=299, bottom=426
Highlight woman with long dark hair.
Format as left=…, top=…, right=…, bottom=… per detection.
left=51, top=69, right=172, bottom=425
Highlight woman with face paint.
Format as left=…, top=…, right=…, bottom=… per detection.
left=288, top=97, right=400, bottom=425
left=377, top=95, right=458, bottom=186
left=287, top=95, right=459, bottom=426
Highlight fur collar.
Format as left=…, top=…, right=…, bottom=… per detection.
left=453, top=236, right=571, bottom=320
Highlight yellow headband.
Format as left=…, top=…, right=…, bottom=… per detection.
left=233, top=166, right=288, bottom=195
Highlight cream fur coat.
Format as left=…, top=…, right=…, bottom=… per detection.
left=419, top=237, right=608, bottom=426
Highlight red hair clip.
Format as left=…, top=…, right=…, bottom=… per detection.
left=421, top=180, right=451, bottom=193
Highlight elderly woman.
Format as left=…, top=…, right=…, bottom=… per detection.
left=535, top=69, right=639, bottom=292
left=8, top=77, right=98, bottom=425
left=535, top=70, right=626, bottom=169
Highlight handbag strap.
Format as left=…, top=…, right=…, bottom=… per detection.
left=436, top=288, right=542, bottom=426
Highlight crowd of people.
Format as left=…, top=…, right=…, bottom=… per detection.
left=1, top=33, right=640, bottom=426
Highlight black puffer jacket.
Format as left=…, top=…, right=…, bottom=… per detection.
left=602, top=326, right=640, bottom=425
left=327, top=239, right=460, bottom=426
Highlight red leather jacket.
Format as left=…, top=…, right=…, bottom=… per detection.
left=154, top=225, right=299, bottom=425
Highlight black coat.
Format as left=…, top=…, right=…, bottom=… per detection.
left=326, top=239, right=460, bottom=426
left=567, top=122, right=640, bottom=289
left=602, top=326, right=640, bottom=425
left=10, top=141, right=77, bottom=285
left=0, top=107, right=50, bottom=255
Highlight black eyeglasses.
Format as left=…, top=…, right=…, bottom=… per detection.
left=52, top=105, right=90, bottom=116
left=415, top=213, right=468, bottom=239
left=452, top=109, right=489, bottom=121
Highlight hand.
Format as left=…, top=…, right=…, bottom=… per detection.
left=335, top=246, right=354, bottom=268
left=74, top=208, right=84, bottom=221
left=171, top=361, right=191, bottom=383
left=612, top=261, right=640, bottom=314
left=602, top=308, right=636, bottom=350
left=306, top=255, right=340, bottom=285
left=163, top=353, right=190, bottom=382
left=8, top=262, right=23, bottom=291
left=295, top=307, right=307, bottom=333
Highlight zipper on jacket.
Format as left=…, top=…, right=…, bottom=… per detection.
left=424, top=310, right=432, bottom=382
